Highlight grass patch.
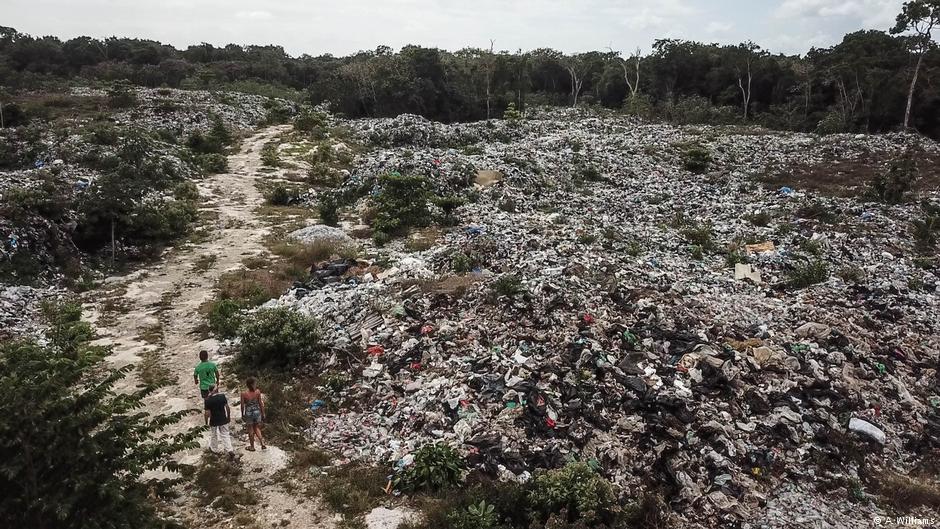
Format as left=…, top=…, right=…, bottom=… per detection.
left=191, top=254, right=218, bottom=272
left=318, top=464, right=389, bottom=518
left=870, top=471, right=940, bottom=511
left=193, top=454, right=259, bottom=514
left=137, top=350, right=173, bottom=387
left=137, top=322, right=164, bottom=345
left=787, top=259, right=830, bottom=289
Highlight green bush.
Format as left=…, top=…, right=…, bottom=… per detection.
left=107, top=82, right=138, bottom=109
left=787, top=259, right=830, bottom=289
left=528, top=462, right=616, bottom=524
left=394, top=443, right=463, bottom=492
left=260, top=142, right=280, bottom=167
left=868, top=153, right=915, bottom=204
left=372, top=172, right=432, bottom=235
left=503, top=102, right=522, bottom=122
left=680, top=221, right=714, bottom=250
left=318, top=193, right=339, bottom=226
left=0, top=304, right=199, bottom=529
left=207, top=299, right=244, bottom=339
left=125, top=198, right=198, bottom=249
left=434, top=194, right=465, bottom=225
left=264, top=183, right=299, bottom=206
left=197, top=153, right=228, bottom=174
left=492, top=274, right=524, bottom=298
left=681, top=146, right=712, bottom=174
left=237, top=307, right=323, bottom=369
left=294, top=109, right=328, bottom=133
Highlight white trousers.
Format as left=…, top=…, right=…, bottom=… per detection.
left=209, top=424, right=233, bottom=453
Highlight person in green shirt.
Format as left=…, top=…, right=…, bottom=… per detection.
left=193, top=350, right=221, bottom=399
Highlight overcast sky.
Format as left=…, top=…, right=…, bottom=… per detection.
left=0, top=0, right=908, bottom=56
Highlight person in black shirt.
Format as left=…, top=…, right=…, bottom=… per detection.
left=203, top=385, right=235, bottom=460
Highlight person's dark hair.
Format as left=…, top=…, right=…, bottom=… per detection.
left=246, top=377, right=256, bottom=391
left=208, top=384, right=217, bottom=393
left=199, top=350, right=208, bottom=361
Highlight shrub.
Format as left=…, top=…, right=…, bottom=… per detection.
left=681, top=146, right=712, bottom=174
left=528, top=462, right=616, bottom=524
left=197, top=153, right=228, bottom=174
left=0, top=305, right=199, bottom=529
left=451, top=252, right=478, bottom=274
left=107, top=82, right=137, bottom=108
left=207, top=299, right=244, bottom=338
left=787, top=259, right=830, bottom=288
left=394, top=443, right=463, bottom=492
left=868, top=153, right=915, bottom=204
left=492, top=274, right=524, bottom=298
left=680, top=221, right=714, bottom=250
left=911, top=203, right=939, bottom=251
left=372, top=172, right=432, bottom=235
left=125, top=198, right=198, bottom=249
left=318, top=193, right=339, bottom=226
left=448, top=501, right=502, bottom=529
left=434, top=194, right=465, bottom=225
left=237, top=307, right=323, bottom=369
left=294, top=109, right=328, bottom=133
left=503, top=102, right=522, bottom=122
left=86, top=123, right=121, bottom=146
left=260, top=142, right=280, bottom=167
left=747, top=211, right=771, bottom=227
left=264, top=183, right=299, bottom=206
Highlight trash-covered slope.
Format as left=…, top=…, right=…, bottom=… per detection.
left=269, top=109, right=940, bottom=525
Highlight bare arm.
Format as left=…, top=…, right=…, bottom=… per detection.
left=204, top=409, right=210, bottom=426
left=259, top=392, right=266, bottom=419
left=225, top=403, right=231, bottom=421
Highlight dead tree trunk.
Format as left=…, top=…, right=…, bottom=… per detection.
left=567, top=66, right=584, bottom=107
left=485, top=40, right=495, bottom=119
left=904, top=51, right=924, bottom=129
left=737, top=57, right=752, bottom=120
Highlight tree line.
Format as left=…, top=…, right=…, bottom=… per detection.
left=1, top=1, right=938, bottom=136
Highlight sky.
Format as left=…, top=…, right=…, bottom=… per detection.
left=0, top=0, right=908, bottom=57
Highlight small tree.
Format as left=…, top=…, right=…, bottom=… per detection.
left=891, top=0, right=940, bottom=129
left=0, top=303, right=200, bottom=529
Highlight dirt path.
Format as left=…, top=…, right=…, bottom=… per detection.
left=85, top=125, right=336, bottom=529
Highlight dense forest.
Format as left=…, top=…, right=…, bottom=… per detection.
left=1, top=2, right=939, bottom=137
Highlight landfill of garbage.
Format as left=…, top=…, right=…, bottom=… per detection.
left=267, top=109, right=940, bottom=524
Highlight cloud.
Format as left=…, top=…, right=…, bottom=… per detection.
left=706, top=21, right=734, bottom=34
left=775, top=0, right=902, bottom=25
left=235, top=10, right=273, bottom=20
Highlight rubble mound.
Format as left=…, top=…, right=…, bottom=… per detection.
left=272, top=109, right=940, bottom=526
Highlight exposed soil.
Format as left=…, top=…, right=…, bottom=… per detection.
left=83, top=125, right=336, bottom=529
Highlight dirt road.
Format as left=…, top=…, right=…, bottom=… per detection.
left=85, top=125, right=335, bottom=528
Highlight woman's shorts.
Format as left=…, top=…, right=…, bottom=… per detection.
left=244, top=409, right=262, bottom=424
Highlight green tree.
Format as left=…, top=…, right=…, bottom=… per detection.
left=0, top=303, right=200, bottom=529
left=891, top=0, right=940, bottom=128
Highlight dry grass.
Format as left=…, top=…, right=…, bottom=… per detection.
left=193, top=454, right=259, bottom=514
left=191, top=254, right=218, bottom=272
left=872, top=471, right=940, bottom=511
left=315, top=464, right=389, bottom=518
left=217, top=268, right=298, bottom=306
left=269, top=238, right=358, bottom=267
left=404, top=227, right=442, bottom=252
left=138, top=349, right=173, bottom=387
left=137, top=322, right=164, bottom=345
left=761, top=150, right=940, bottom=198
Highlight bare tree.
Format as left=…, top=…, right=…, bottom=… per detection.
left=735, top=42, right=760, bottom=120
left=608, top=46, right=642, bottom=100
left=565, top=55, right=587, bottom=107
left=484, top=40, right=495, bottom=119
left=891, top=0, right=940, bottom=129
